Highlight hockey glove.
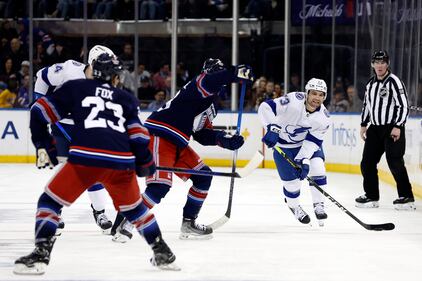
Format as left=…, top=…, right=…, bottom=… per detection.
left=35, top=137, right=58, bottom=169
left=135, top=150, right=156, bottom=177
left=294, top=158, right=310, bottom=180
left=262, top=124, right=281, bottom=148
left=216, top=132, right=245, bottom=150
left=234, top=64, right=254, bottom=83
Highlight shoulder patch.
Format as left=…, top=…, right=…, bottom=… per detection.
left=323, top=108, right=330, bottom=117
left=71, top=61, right=83, bottom=66
left=279, top=97, right=290, bottom=105
left=295, top=92, right=305, bottom=100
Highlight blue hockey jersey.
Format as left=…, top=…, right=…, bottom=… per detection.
left=30, top=79, right=150, bottom=170
left=144, top=69, right=236, bottom=147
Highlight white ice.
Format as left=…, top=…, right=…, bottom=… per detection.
left=0, top=164, right=421, bottom=281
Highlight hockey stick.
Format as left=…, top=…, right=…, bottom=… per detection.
left=208, top=82, right=248, bottom=230
left=409, top=105, right=422, bottom=112
left=157, top=150, right=263, bottom=178
left=274, top=146, right=395, bottom=231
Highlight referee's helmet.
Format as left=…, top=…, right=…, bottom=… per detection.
left=371, top=50, right=390, bottom=65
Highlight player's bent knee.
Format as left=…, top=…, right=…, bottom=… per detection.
left=38, top=192, right=63, bottom=213
left=143, top=183, right=171, bottom=206
left=190, top=166, right=212, bottom=190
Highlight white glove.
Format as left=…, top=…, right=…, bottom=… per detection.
left=36, top=148, right=55, bottom=169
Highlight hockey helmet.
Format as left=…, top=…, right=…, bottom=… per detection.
left=371, top=50, right=390, bottom=65
left=92, top=53, right=123, bottom=82
left=88, top=45, right=116, bottom=65
left=202, top=58, right=225, bottom=74
left=305, top=78, right=327, bottom=100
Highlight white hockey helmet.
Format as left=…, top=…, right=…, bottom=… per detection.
left=305, top=78, right=327, bottom=100
left=88, top=45, right=116, bottom=65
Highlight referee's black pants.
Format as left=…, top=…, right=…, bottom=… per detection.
left=360, top=124, right=413, bottom=200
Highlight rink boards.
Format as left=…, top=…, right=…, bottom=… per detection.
left=0, top=109, right=421, bottom=196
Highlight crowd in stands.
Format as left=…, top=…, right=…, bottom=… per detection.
left=0, top=0, right=282, bottom=21
left=0, top=18, right=364, bottom=112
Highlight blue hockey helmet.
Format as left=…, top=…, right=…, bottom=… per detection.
left=202, top=58, right=225, bottom=74
left=92, top=53, right=123, bottom=82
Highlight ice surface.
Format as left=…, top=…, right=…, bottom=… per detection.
left=0, top=164, right=421, bottom=281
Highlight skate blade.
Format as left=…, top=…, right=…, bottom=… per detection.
left=151, top=259, right=181, bottom=271
left=112, top=233, right=132, bottom=243
left=355, top=202, right=379, bottom=208
left=102, top=228, right=112, bottom=235
left=54, top=229, right=63, bottom=236
left=156, top=262, right=181, bottom=271
left=13, top=263, right=47, bottom=275
left=179, top=233, right=213, bottom=240
left=317, top=220, right=325, bottom=227
left=394, top=204, right=416, bottom=211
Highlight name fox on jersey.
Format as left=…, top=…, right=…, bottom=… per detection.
left=95, top=87, right=114, bottom=100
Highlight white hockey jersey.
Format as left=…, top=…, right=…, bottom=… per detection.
left=34, top=60, right=87, bottom=124
left=258, top=91, right=331, bottom=160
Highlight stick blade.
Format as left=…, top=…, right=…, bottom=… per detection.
left=207, top=215, right=229, bottom=230
left=367, top=223, right=395, bottom=231
left=238, top=151, right=264, bottom=178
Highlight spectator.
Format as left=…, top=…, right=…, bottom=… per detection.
left=289, top=73, right=301, bottom=92
left=147, top=90, right=166, bottom=111
left=0, top=20, right=18, bottom=41
left=0, top=57, right=15, bottom=82
left=16, top=74, right=30, bottom=108
left=118, top=42, right=134, bottom=72
left=139, top=0, right=165, bottom=20
left=132, top=63, right=151, bottom=89
left=94, top=0, right=117, bottom=19
left=138, top=76, right=155, bottom=108
left=329, top=90, right=349, bottom=112
left=263, top=80, right=275, bottom=99
left=243, top=0, right=273, bottom=19
left=176, top=62, right=190, bottom=89
left=16, top=60, right=29, bottom=85
left=33, top=42, right=46, bottom=71
left=0, top=77, right=18, bottom=108
left=274, top=82, right=284, bottom=97
left=152, top=63, right=170, bottom=90
left=47, top=40, right=69, bottom=64
left=6, top=38, right=27, bottom=72
left=346, top=85, right=363, bottom=112
left=163, top=76, right=171, bottom=97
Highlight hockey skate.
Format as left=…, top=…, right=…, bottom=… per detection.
left=313, top=202, right=327, bottom=226
left=355, top=195, right=379, bottom=208
left=91, top=205, right=112, bottom=234
left=112, top=218, right=134, bottom=243
left=393, top=197, right=416, bottom=211
left=150, top=236, right=180, bottom=271
left=13, top=237, right=56, bottom=275
left=287, top=205, right=311, bottom=224
left=179, top=218, right=213, bottom=240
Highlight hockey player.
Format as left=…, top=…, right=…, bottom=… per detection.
left=33, top=45, right=116, bottom=232
left=112, top=58, right=254, bottom=241
left=13, top=54, right=179, bottom=275
left=258, top=78, right=330, bottom=225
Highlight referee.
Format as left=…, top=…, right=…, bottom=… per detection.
left=355, top=50, right=415, bottom=210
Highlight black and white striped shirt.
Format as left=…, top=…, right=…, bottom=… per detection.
left=361, top=72, right=409, bottom=127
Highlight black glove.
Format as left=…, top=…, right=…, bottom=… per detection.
left=135, top=151, right=156, bottom=177
left=34, top=136, right=58, bottom=169
left=216, top=132, right=244, bottom=150
left=234, top=64, right=254, bottom=83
